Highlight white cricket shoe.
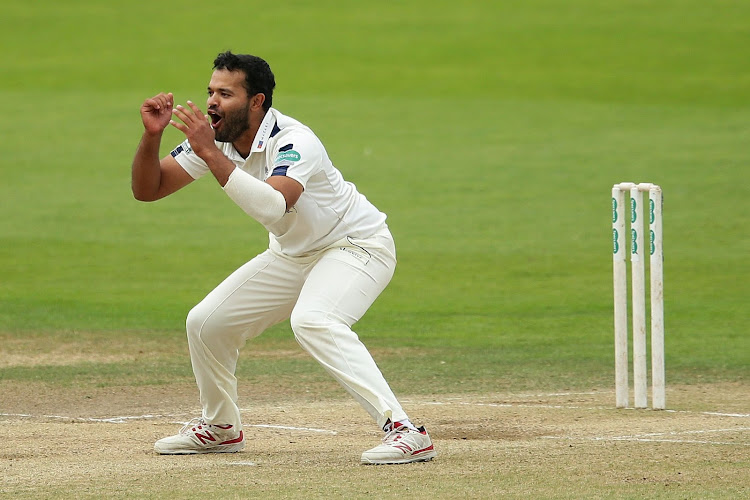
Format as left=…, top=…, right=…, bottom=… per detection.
left=361, top=425, right=436, bottom=465
left=154, top=418, right=245, bottom=454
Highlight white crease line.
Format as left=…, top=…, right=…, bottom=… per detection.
left=462, top=402, right=595, bottom=410
left=545, top=435, right=750, bottom=446
left=412, top=401, right=750, bottom=418
left=663, top=409, right=750, bottom=418
left=1, top=412, right=337, bottom=434
left=245, top=424, right=337, bottom=435
left=166, top=421, right=337, bottom=434
left=166, top=419, right=337, bottom=435
left=424, top=402, right=610, bottom=411
left=0, top=412, right=172, bottom=423
left=626, top=427, right=750, bottom=437
left=545, top=427, right=750, bottom=447
left=604, top=427, right=750, bottom=442
left=406, top=392, right=600, bottom=403
left=541, top=392, right=601, bottom=397
left=699, top=411, right=750, bottom=418
left=613, top=438, right=748, bottom=446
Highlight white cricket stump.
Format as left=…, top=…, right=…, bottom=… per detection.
left=612, top=182, right=665, bottom=410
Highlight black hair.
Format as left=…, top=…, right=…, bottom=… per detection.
left=213, top=51, right=276, bottom=111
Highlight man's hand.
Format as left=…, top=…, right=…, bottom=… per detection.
left=170, top=101, right=218, bottom=160
left=133, top=92, right=195, bottom=201
left=170, top=100, right=234, bottom=186
left=140, top=92, right=174, bottom=135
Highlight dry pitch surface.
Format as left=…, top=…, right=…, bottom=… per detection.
left=1, top=381, right=748, bottom=499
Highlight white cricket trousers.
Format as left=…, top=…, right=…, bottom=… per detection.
left=185, top=225, right=407, bottom=430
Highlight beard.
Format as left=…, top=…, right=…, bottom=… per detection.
left=213, top=102, right=250, bottom=143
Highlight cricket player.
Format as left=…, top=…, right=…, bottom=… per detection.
left=130, top=51, right=435, bottom=465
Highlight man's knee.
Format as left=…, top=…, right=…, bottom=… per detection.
left=290, top=309, right=332, bottom=341
left=186, top=302, right=224, bottom=345
left=186, top=305, right=205, bottom=339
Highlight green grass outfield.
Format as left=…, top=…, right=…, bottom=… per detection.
left=0, top=0, right=748, bottom=496
left=2, top=0, right=747, bottom=393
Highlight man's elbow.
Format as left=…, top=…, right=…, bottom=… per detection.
left=132, top=185, right=158, bottom=202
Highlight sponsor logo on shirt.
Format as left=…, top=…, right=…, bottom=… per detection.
left=170, top=143, right=193, bottom=158
left=275, top=150, right=301, bottom=163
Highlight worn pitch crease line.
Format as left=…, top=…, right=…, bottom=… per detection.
left=0, top=412, right=337, bottom=434
left=625, top=427, right=750, bottom=437
left=3, top=398, right=747, bottom=432
left=411, top=401, right=750, bottom=419
left=403, top=391, right=600, bottom=403
left=165, top=421, right=337, bottom=434
left=167, top=421, right=336, bottom=434
left=545, top=426, right=750, bottom=446
left=545, top=435, right=750, bottom=446
left=0, top=412, right=172, bottom=423
left=246, top=424, right=337, bottom=434
left=613, top=438, right=749, bottom=446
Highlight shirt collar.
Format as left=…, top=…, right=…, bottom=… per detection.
left=250, top=108, right=278, bottom=153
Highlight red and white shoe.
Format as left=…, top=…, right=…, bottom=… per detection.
left=361, top=425, right=436, bottom=465
left=154, top=418, right=244, bottom=454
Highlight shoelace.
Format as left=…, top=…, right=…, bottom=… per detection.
left=179, top=417, right=206, bottom=435
left=381, top=426, right=411, bottom=445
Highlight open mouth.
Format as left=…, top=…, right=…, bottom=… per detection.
left=208, top=110, right=223, bottom=129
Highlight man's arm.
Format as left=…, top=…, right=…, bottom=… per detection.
left=267, top=175, right=303, bottom=211
left=170, top=102, right=303, bottom=224
left=131, top=135, right=195, bottom=201
left=131, top=92, right=195, bottom=201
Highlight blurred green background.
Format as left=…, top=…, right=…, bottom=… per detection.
left=1, top=0, right=748, bottom=395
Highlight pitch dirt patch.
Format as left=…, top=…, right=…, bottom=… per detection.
left=0, top=334, right=181, bottom=368
left=1, top=383, right=748, bottom=499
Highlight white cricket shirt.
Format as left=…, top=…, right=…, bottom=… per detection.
left=170, top=108, right=387, bottom=257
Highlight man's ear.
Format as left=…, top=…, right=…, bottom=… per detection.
left=251, top=93, right=266, bottom=111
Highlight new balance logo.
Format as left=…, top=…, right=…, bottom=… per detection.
left=195, top=431, right=216, bottom=444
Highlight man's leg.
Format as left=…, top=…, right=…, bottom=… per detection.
left=154, top=250, right=303, bottom=454
left=290, top=229, right=436, bottom=464
left=290, top=229, right=407, bottom=429
left=186, top=250, right=303, bottom=427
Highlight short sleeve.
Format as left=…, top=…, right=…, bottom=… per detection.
left=170, top=139, right=209, bottom=179
left=269, top=132, right=323, bottom=188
